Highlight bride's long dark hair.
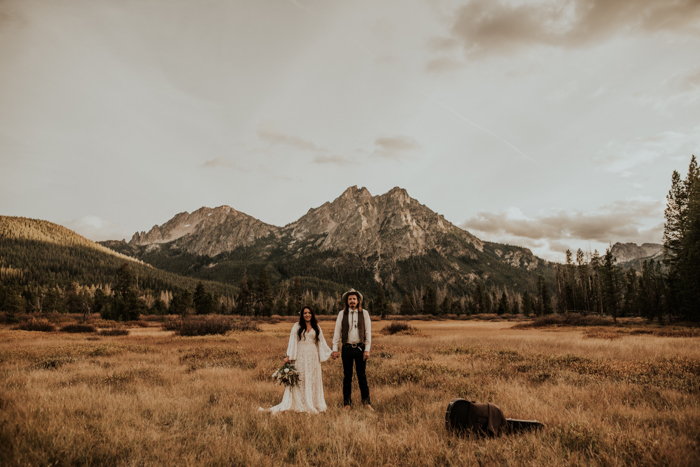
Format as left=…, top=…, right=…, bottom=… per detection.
left=297, top=306, right=320, bottom=344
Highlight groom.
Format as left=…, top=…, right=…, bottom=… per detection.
left=331, top=288, right=372, bottom=410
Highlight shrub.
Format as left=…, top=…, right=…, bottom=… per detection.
left=231, top=318, right=261, bottom=332
left=166, top=316, right=233, bottom=336
left=60, top=324, right=96, bottom=333
left=381, top=321, right=419, bottom=335
left=16, top=318, right=56, bottom=332
left=1, top=312, right=20, bottom=324
left=124, top=320, right=150, bottom=328
left=99, top=329, right=129, bottom=336
left=33, top=356, right=76, bottom=370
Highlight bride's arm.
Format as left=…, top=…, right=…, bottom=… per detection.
left=285, top=323, right=299, bottom=362
left=317, top=326, right=333, bottom=362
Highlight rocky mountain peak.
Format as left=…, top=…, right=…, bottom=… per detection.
left=130, top=205, right=278, bottom=257
left=284, top=186, right=482, bottom=260
left=611, top=242, right=663, bottom=263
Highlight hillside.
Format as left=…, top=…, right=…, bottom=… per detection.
left=0, top=216, right=237, bottom=297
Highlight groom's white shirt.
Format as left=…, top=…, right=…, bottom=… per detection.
left=331, top=308, right=371, bottom=353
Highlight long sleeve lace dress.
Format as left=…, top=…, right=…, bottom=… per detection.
left=264, top=323, right=332, bottom=414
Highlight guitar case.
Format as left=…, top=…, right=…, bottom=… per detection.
left=445, top=398, right=544, bottom=436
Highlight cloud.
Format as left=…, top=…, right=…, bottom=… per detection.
left=312, top=155, right=353, bottom=166
left=597, top=126, right=700, bottom=175
left=371, top=135, right=422, bottom=160
left=256, top=125, right=356, bottom=165
left=64, top=216, right=131, bottom=242
left=201, top=157, right=247, bottom=170
left=257, top=127, right=325, bottom=153
left=440, top=0, right=700, bottom=58
left=639, top=66, right=700, bottom=110
left=461, top=198, right=664, bottom=246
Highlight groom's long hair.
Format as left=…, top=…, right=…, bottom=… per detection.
left=343, top=293, right=363, bottom=312
left=297, top=306, right=320, bottom=344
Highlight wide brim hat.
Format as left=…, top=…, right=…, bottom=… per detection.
left=342, top=288, right=363, bottom=302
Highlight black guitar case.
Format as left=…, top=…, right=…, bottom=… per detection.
left=445, top=398, right=544, bottom=436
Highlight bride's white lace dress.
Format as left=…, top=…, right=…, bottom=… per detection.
left=264, top=323, right=332, bottom=414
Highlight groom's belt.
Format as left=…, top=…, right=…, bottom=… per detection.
left=343, top=343, right=364, bottom=349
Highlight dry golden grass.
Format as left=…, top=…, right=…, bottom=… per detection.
left=1, top=319, right=699, bottom=466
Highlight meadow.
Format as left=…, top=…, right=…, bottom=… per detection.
left=1, top=316, right=699, bottom=466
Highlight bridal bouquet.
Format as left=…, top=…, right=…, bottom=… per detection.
left=272, top=362, right=300, bottom=387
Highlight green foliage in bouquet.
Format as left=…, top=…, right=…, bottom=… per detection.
left=272, top=362, right=300, bottom=387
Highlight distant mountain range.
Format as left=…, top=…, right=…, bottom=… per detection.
left=102, top=186, right=553, bottom=297
left=611, top=242, right=664, bottom=269
left=2, top=188, right=665, bottom=301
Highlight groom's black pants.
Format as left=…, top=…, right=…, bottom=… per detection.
left=341, top=345, right=370, bottom=406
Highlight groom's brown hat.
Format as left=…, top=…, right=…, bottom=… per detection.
left=342, top=288, right=363, bottom=302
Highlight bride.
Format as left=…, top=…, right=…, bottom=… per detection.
left=263, top=306, right=333, bottom=414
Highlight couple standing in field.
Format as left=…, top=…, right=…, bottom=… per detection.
left=263, top=288, right=373, bottom=414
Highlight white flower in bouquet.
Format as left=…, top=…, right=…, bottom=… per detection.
left=273, top=362, right=300, bottom=387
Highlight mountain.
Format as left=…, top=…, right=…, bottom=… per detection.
left=285, top=187, right=483, bottom=261
left=0, top=216, right=237, bottom=297
left=104, top=186, right=552, bottom=297
left=130, top=206, right=278, bottom=257
left=611, top=242, right=664, bottom=269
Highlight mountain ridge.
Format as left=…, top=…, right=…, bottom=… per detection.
left=109, top=186, right=551, bottom=296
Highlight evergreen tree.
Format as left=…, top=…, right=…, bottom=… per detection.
left=589, top=250, right=603, bottom=314
left=564, top=249, right=576, bottom=311
left=151, top=297, right=167, bottom=315
left=440, top=296, right=451, bottom=317
left=622, top=269, right=639, bottom=317
left=537, top=275, right=553, bottom=315
left=43, top=283, right=65, bottom=313
left=169, top=289, right=194, bottom=316
left=679, top=156, right=700, bottom=320
left=255, top=270, right=274, bottom=317
left=576, top=248, right=591, bottom=313
left=64, top=282, right=83, bottom=314
left=400, top=294, right=413, bottom=315
left=600, top=249, right=620, bottom=323
left=2, top=284, right=24, bottom=314
left=236, top=272, right=253, bottom=316
left=511, top=295, right=520, bottom=314
left=93, top=288, right=108, bottom=315
left=194, top=282, right=216, bottom=315
left=422, top=285, right=437, bottom=315
left=474, top=282, right=485, bottom=314
left=664, top=169, right=689, bottom=264
left=639, top=260, right=666, bottom=323
left=287, top=277, right=302, bottom=315
left=109, top=263, right=142, bottom=321
left=374, top=284, right=390, bottom=318
left=274, top=296, right=287, bottom=316
left=497, top=291, right=509, bottom=315
left=522, top=290, right=533, bottom=316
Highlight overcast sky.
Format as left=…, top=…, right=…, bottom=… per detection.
left=1, top=0, right=699, bottom=261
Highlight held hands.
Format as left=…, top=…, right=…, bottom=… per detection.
left=331, top=351, right=339, bottom=360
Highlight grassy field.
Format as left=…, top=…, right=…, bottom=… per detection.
left=1, top=317, right=699, bottom=466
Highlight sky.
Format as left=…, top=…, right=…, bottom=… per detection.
left=1, top=0, right=699, bottom=262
